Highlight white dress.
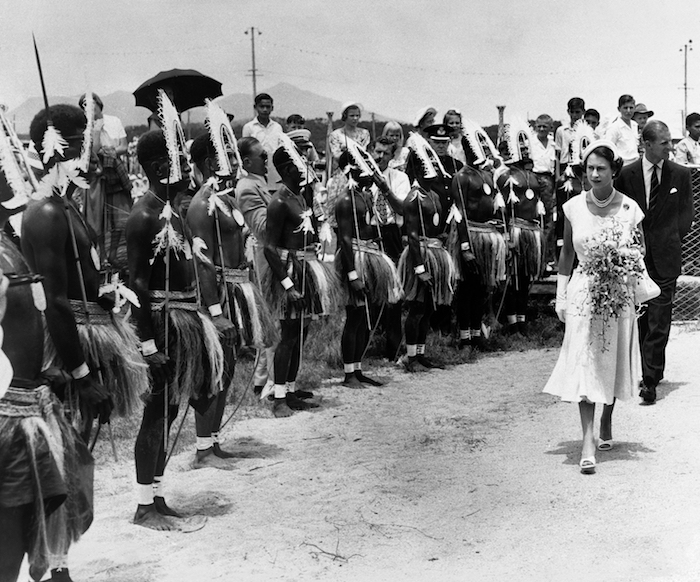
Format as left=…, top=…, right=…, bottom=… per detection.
left=543, top=191, right=643, bottom=404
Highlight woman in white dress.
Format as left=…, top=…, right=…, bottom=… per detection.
left=543, top=139, right=643, bottom=474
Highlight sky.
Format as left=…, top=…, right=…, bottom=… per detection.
left=1, top=0, right=699, bottom=136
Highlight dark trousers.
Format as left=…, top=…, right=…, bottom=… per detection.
left=638, top=258, right=677, bottom=388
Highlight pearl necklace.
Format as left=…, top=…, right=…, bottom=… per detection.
left=590, top=189, right=615, bottom=208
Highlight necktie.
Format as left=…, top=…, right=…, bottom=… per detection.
left=649, top=164, right=659, bottom=212
left=374, top=185, right=392, bottom=226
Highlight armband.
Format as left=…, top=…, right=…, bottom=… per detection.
left=208, top=304, right=223, bottom=317
left=71, top=362, right=90, bottom=380
left=141, top=339, right=158, bottom=357
left=281, top=277, right=294, bottom=290
left=348, top=270, right=359, bottom=282
left=414, top=265, right=426, bottom=275
left=460, top=242, right=471, bottom=252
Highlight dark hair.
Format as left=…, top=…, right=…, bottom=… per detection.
left=686, top=112, right=700, bottom=128
left=618, top=94, right=635, bottom=107
left=189, top=132, right=214, bottom=167
left=30, top=105, right=87, bottom=156
left=641, top=119, right=669, bottom=143
left=585, top=146, right=623, bottom=178
left=78, top=92, right=104, bottom=111
left=341, top=105, right=361, bottom=122
left=337, top=151, right=352, bottom=171
left=567, top=97, right=585, bottom=111
left=286, top=114, right=305, bottom=125
left=370, top=136, right=398, bottom=156
left=136, top=130, right=168, bottom=167
left=237, top=136, right=260, bottom=160
left=584, top=108, right=600, bottom=120
left=254, top=93, right=273, bottom=106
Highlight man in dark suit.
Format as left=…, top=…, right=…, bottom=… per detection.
left=615, top=120, right=694, bottom=404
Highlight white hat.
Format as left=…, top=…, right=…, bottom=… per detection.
left=413, top=106, right=437, bottom=127
left=581, top=139, right=621, bottom=167
left=341, top=101, right=363, bottom=116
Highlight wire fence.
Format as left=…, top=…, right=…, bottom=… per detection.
left=675, top=168, right=700, bottom=321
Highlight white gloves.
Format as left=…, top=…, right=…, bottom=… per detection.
left=555, top=274, right=569, bottom=323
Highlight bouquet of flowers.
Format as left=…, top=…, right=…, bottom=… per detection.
left=579, top=218, right=644, bottom=345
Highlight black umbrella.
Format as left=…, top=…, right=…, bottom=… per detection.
left=133, top=68, right=223, bottom=112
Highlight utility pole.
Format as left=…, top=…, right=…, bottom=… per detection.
left=681, top=39, right=693, bottom=124
left=497, top=105, right=506, bottom=142
left=245, top=27, right=262, bottom=97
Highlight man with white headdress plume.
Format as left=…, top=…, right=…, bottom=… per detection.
left=185, top=106, right=277, bottom=463
left=260, top=138, right=341, bottom=417
left=450, top=118, right=507, bottom=349
left=127, top=90, right=223, bottom=531
left=334, top=146, right=402, bottom=388
left=397, top=132, right=456, bottom=373
left=496, top=117, right=546, bottom=335
left=0, top=110, right=104, bottom=582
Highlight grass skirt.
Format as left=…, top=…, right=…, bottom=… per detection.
left=261, top=247, right=341, bottom=319
left=336, top=239, right=403, bottom=307
left=398, top=238, right=456, bottom=305
left=219, top=267, right=279, bottom=348
left=44, top=301, right=149, bottom=417
left=510, top=218, right=543, bottom=279
left=0, top=384, right=93, bottom=581
left=150, top=291, right=224, bottom=403
left=448, top=221, right=506, bottom=288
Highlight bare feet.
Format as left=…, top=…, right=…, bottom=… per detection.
left=272, top=397, right=294, bottom=418
left=293, top=389, right=314, bottom=399
left=154, top=496, right=183, bottom=518
left=134, top=504, right=177, bottom=531
left=342, top=374, right=367, bottom=389
left=354, top=371, right=383, bottom=386
left=192, top=448, right=236, bottom=470
left=286, top=392, right=320, bottom=410
left=213, top=442, right=250, bottom=459
left=401, top=356, right=429, bottom=373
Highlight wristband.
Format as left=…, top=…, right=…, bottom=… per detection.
left=141, top=339, right=158, bottom=357
left=348, top=270, right=359, bottom=282
left=71, top=362, right=90, bottom=380
left=414, top=265, right=426, bottom=275
left=208, top=304, right=223, bottom=317
left=460, top=242, right=471, bottom=252
left=281, top=277, right=294, bottom=290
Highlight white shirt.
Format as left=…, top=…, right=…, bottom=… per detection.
left=242, top=116, right=285, bottom=190
left=641, top=155, right=664, bottom=207
left=674, top=136, right=700, bottom=168
left=530, top=134, right=556, bottom=174
left=96, top=114, right=126, bottom=150
left=605, top=117, right=639, bottom=166
left=371, top=167, right=411, bottom=226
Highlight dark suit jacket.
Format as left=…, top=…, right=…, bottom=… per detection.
left=615, top=159, right=694, bottom=278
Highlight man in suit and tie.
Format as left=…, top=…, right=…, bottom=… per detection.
left=615, top=120, right=694, bottom=404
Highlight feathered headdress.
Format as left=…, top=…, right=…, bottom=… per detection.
left=570, top=119, right=596, bottom=167
left=78, top=91, right=95, bottom=172
left=461, top=118, right=501, bottom=168
left=342, top=136, right=382, bottom=179
left=276, top=133, right=316, bottom=187
left=0, top=109, right=34, bottom=211
left=157, top=89, right=188, bottom=184
left=204, top=99, right=243, bottom=179
left=500, top=116, right=531, bottom=164
left=405, top=131, right=449, bottom=180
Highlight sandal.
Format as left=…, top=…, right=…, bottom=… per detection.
left=597, top=439, right=613, bottom=451
left=579, top=457, right=596, bottom=474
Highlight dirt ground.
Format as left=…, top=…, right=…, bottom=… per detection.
left=30, top=325, right=700, bottom=582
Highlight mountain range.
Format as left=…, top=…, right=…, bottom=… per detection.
left=8, top=82, right=392, bottom=135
